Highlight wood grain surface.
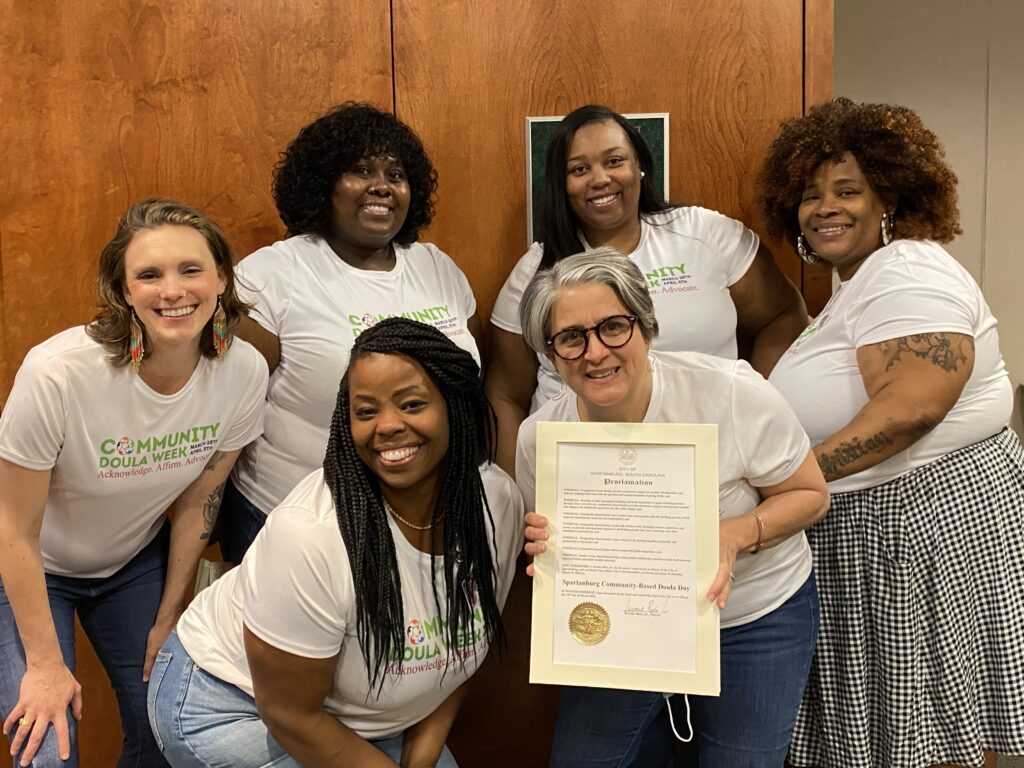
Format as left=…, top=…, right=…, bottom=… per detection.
left=0, top=0, right=392, bottom=400
left=394, top=0, right=806, bottom=324
left=802, top=0, right=837, bottom=314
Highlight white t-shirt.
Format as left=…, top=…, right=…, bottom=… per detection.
left=177, top=463, right=523, bottom=740
left=0, top=327, right=267, bottom=578
left=232, top=235, right=480, bottom=513
left=769, top=239, right=1012, bottom=494
left=515, top=351, right=812, bottom=628
left=490, top=207, right=759, bottom=411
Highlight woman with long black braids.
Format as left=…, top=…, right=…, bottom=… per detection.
left=147, top=319, right=523, bottom=768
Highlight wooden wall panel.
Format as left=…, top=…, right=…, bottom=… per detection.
left=392, top=1, right=818, bottom=764
left=0, top=2, right=391, bottom=765
left=0, top=0, right=393, bottom=401
left=802, top=0, right=837, bottom=314
left=394, top=0, right=805, bottom=325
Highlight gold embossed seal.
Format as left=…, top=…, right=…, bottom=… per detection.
left=568, top=602, right=610, bottom=645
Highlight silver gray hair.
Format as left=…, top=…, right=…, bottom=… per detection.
left=519, top=247, right=659, bottom=354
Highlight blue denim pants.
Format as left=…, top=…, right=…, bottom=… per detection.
left=0, top=525, right=171, bottom=768
left=218, top=478, right=268, bottom=564
left=549, top=573, right=820, bottom=768
left=147, top=631, right=458, bottom=767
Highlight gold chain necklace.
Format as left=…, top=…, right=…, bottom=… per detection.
left=383, top=499, right=437, bottom=531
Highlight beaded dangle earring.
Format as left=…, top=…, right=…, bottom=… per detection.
left=212, top=296, right=228, bottom=359
left=129, top=310, right=145, bottom=373
left=797, top=234, right=819, bottom=264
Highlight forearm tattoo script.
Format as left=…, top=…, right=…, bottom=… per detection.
left=817, top=432, right=894, bottom=481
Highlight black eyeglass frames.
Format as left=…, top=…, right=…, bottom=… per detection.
left=545, top=315, right=638, bottom=360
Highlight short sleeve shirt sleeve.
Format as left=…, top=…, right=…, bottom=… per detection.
left=241, top=505, right=351, bottom=658
left=514, top=420, right=539, bottom=511
left=689, top=208, right=759, bottom=286
left=728, top=362, right=810, bottom=487
left=215, top=346, right=268, bottom=452
left=849, top=253, right=976, bottom=347
left=438, top=245, right=477, bottom=318
left=490, top=244, right=545, bottom=334
left=0, top=349, right=69, bottom=470
left=234, top=245, right=296, bottom=336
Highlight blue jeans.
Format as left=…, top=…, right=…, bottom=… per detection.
left=148, top=631, right=458, bottom=767
left=0, top=525, right=170, bottom=768
left=218, top=478, right=268, bottom=563
left=549, top=573, right=819, bottom=768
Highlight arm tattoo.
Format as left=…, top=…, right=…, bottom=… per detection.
left=879, top=333, right=972, bottom=372
left=817, top=432, right=894, bottom=481
left=203, top=450, right=227, bottom=472
left=200, top=482, right=225, bottom=541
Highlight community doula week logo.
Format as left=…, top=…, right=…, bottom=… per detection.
left=644, top=262, right=698, bottom=294
left=346, top=304, right=464, bottom=339
left=95, top=422, right=221, bottom=477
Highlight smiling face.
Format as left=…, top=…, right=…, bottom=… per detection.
left=348, top=352, right=450, bottom=498
left=121, top=225, right=226, bottom=358
left=548, top=282, right=652, bottom=423
left=564, top=120, right=643, bottom=247
left=798, top=152, right=889, bottom=280
left=328, top=155, right=412, bottom=264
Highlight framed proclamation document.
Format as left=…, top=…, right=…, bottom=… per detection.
left=530, top=421, right=720, bottom=695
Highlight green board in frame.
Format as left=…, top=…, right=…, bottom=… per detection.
left=525, top=113, right=669, bottom=245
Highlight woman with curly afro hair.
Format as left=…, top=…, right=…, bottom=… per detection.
left=761, top=98, right=1024, bottom=768
left=220, top=103, right=484, bottom=562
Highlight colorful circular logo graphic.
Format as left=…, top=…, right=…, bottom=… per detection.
left=407, top=619, right=426, bottom=646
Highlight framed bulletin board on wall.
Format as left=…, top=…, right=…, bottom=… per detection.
left=525, top=113, right=670, bottom=244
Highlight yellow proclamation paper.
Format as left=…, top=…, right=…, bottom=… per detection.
left=530, top=421, right=720, bottom=695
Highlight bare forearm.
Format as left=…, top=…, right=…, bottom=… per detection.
left=490, top=396, right=529, bottom=477
left=401, top=684, right=468, bottom=767
left=747, top=304, right=809, bottom=377
left=0, top=538, right=62, bottom=665
left=743, top=489, right=828, bottom=549
left=814, top=393, right=937, bottom=483
left=485, top=329, right=539, bottom=477
left=265, top=710, right=397, bottom=768
left=158, top=485, right=222, bottom=620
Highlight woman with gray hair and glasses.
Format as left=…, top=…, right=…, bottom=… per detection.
left=517, top=248, right=829, bottom=767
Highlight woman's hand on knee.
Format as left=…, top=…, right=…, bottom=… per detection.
left=3, top=662, right=82, bottom=766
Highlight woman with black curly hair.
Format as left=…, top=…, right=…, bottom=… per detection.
left=149, top=319, right=523, bottom=768
left=221, top=103, right=482, bottom=561
left=761, top=98, right=1024, bottom=768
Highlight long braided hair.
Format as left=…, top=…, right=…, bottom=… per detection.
left=323, top=318, right=504, bottom=691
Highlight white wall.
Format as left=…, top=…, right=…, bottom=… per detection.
left=835, top=0, right=1024, bottom=436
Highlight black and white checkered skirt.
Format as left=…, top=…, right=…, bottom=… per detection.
left=789, top=428, right=1024, bottom=768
